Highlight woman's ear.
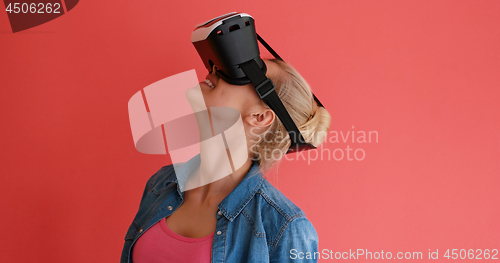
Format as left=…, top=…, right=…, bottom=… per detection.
left=244, top=108, right=275, bottom=128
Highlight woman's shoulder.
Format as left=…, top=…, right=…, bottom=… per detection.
left=254, top=178, right=309, bottom=221
left=250, top=178, right=318, bottom=252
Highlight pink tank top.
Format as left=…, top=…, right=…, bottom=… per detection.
left=131, top=217, right=214, bottom=263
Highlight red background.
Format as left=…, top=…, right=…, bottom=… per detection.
left=1, top=0, right=499, bottom=262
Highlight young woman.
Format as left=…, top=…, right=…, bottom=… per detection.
left=121, top=58, right=331, bottom=263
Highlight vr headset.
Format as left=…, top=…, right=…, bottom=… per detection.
left=191, top=12, right=325, bottom=154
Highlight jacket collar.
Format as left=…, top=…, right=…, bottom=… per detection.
left=218, top=161, right=263, bottom=221
left=165, top=154, right=264, bottom=222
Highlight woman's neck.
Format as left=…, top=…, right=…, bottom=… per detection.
left=183, top=157, right=253, bottom=207
left=182, top=105, right=253, bottom=206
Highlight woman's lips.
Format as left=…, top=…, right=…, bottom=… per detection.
left=200, top=79, right=214, bottom=89
left=205, top=73, right=217, bottom=87
left=200, top=80, right=211, bottom=88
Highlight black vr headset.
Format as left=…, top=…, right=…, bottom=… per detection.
left=191, top=12, right=325, bottom=154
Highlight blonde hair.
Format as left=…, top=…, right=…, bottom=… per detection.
left=249, top=59, right=331, bottom=173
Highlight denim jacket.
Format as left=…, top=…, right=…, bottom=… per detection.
left=120, top=155, right=319, bottom=263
